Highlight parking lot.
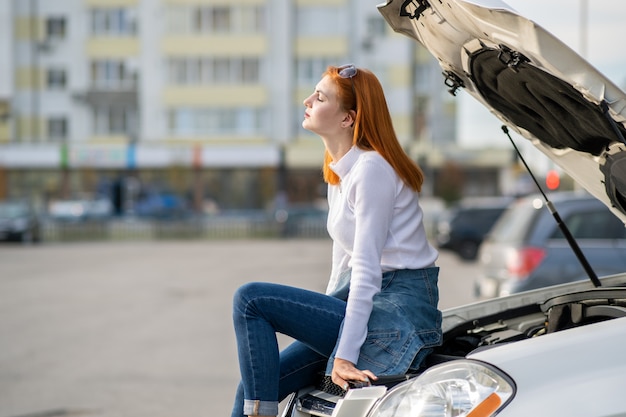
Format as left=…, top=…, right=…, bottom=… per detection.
left=0, top=240, right=478, bottom=417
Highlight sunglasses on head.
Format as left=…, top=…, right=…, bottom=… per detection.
left=338, top=64, right=357, bottom=96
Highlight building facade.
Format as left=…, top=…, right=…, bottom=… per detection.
left=0, top=0, right=468, bottom=213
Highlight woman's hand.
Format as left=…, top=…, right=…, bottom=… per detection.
left=331, top=358, right=378, bottom=391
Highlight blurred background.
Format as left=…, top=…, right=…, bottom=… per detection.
left=2, top=2, right=626, bottom=415
left=0, top=0, right=623, bottom=244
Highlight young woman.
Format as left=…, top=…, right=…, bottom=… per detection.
left=231, top=65, right=442, bottom=417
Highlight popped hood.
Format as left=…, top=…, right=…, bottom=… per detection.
left=378, top=0, right=626, bottom=224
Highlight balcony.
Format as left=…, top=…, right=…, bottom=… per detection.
left=76, top=87, right=138, bottom=109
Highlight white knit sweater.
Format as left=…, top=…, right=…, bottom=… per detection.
left=326, top=146, right=438, bottom=364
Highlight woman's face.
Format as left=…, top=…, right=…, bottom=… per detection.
left=302, top=75, right=350, bottom=137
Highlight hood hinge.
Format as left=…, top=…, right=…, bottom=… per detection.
left=443, top=70, right=465, bottom=96
left=497, top=45, right=528, bottom=72
left=400, top=0, right=430, bottom=20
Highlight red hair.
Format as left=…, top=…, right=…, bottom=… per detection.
left=321, top=66, right=424, bottom=192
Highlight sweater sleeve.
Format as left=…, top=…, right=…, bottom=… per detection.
left=334, top=158, right=397, bottom=364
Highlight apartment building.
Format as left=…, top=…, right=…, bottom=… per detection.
left=0, top=0, right=458, bottom=211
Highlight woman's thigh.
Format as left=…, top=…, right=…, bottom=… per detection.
left=235, top=282, right=346, bottom=355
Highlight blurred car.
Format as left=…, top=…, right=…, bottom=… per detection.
left=275, top=204, right=329, bottom=238
left=0, top=200, right=41, bottom=243
left=48, top=198, right=112, bottom=222
left=134, top=191, right=190, bottom=219
left=436, top=197, right=512, bottom=260
left=476, top=192, right=626, bottom=297
left=279, top=1, right=626, bottom=417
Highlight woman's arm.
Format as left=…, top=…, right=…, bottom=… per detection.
left=334, top=156, right=397, bottom=363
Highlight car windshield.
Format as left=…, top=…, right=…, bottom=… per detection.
left=453, top=208, right=504, bottom=228
left=487, top=198, right=541, bottom=244
left=0, top=202, right=27, bottom=219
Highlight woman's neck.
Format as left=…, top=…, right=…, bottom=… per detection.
left=322, top=132, right=354, bottom=162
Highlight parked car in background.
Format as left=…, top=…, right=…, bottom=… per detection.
left=134, top=191, right=190, bottom=219
left=48, top=198, right=112, bottom=222
left=274, top=204, right=329, bottom=238
left=436, top=197, right=512, bottom=260
left=476, top=192, right=626, bottom=298
left=0, top=200, right=41, bottom=243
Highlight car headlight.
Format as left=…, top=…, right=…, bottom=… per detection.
left=368, top=360, right=515, bottom=417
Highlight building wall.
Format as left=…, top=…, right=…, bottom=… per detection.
left=0, top=0, right=460, bottom=208
left=0, top=1, right=13, bottom=148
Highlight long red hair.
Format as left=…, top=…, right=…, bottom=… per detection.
left=321, top=66, right=424, bottom=192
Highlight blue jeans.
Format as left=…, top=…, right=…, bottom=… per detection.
left=231, top=282, right=346, bottom=417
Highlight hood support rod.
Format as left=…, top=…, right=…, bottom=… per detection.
left=501, top=125, right=602, bottom=288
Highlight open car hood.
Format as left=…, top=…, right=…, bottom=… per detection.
left=378, top=0, right=626, bottom=224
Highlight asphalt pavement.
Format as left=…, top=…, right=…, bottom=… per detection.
left=0, top=240, right=479, bottom=417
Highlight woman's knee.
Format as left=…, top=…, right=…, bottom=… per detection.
left=234, top=281, right=258, bottom=302
left=233, top=281, right=273, bottom=316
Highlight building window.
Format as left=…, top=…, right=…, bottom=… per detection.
left=240, top=7, right=266, bottom=33
left=169, top=59, right=189, bottom=85
left=213, top=58, right=231, bottom=83
left=46, top=17, right=66, bottom=40
left=168, top=107, right=266, bottom=136
left=47, top=117, right=68, bottom=140
left=296, top=7, right=347, bottom=36
left=91, top=8, right=138, bottom=36
left=414, top=62, right=433, bottom=92
left=46, top=68, right=67, bottom=90
left=167, top=5, right=266, bottom=34
left=366, top=15, right=387, bottom=36
left=241, top=58, right=260, bottom=83
left=212, top=7, right=231, bottom=32
left=94, top=106, right=136, bottom=135
left=90, top=59, right=137, bottom=89
left=296, top=58, right=338, bottom=86
left=167, top=7, right=188, bottom=33
left=167, top=57, right=261, bottom=85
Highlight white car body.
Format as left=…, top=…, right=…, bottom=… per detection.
left=469, top=316, right=626, bottom=416
left=282, top=1, right=626, bottom=416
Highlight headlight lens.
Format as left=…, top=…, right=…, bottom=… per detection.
left=368, top=360, right=515, bottom=417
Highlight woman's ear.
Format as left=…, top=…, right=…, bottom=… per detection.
left=343, top=110, right=356, bottom=128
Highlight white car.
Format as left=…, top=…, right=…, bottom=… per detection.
left=282, top=0, right=626, bottom=416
